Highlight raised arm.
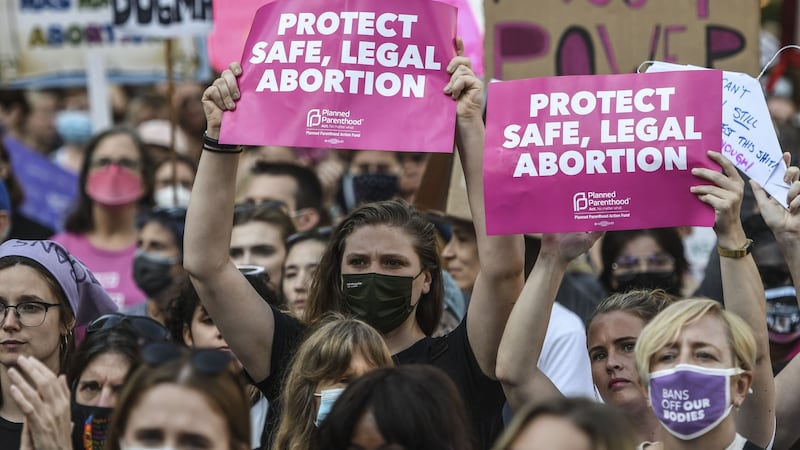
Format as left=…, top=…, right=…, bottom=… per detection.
left=496, top=232, right=601, bottom=410
left=691, top=151, right=775, bottom=448
left=184, top=63, right=276, bottom=381
left=752, top=155, right=800, bottom=450
left=445, top=44, right=525, bottom=378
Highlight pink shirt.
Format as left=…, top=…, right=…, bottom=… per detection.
left=50, top=232, right=146, bottom=309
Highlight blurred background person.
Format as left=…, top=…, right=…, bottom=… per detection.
left=281, top=228, right=331, bottom=320
left=237, top=161, right=326, bottom=232
left=336, top=150, right=401, bottom=214
left=54, top=127, right=154, bottom=309
left=230, top=202, right=295, bottom=291
left=52, top=109, right=93, bottom=174
left=599, top=228, right=689, bottom=297
left=127, top=206, right=187, bottom=323
left=152, top=154, right=196, bottom=208
left=397, top=152, right=429, bottom=204
left=136, top=118, right=189, bottom=162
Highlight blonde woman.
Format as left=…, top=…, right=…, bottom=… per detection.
left=635, top=299, right=764, bottom=449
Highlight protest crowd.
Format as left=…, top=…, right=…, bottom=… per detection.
left=5, top=1, right=800, bottom=450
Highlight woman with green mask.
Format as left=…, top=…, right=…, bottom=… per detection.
left=184, top=44, right=525, bottom=450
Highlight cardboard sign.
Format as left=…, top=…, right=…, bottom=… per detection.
left=484, top=0, right=760, bottom=80
left=646, top=61, right=791, bottom=207
left=219, top=0, right=458, bottom=152
left=112, top=0, right=213, bottom=37
left=484, top=70, right=721, bottom=234
left=0, top=0, right=205, bottom=87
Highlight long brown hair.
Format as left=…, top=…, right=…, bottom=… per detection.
left=271, top=314, right=393, bottom=450
left=305, top=200, right=443, bottom=335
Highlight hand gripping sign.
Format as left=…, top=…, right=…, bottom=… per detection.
left=484, top=70, right=721, bottom=234
left=219, top=0, right=457, bottom=153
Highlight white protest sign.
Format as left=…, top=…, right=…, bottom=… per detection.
left=646, top=61, right=790, bottom=207
left=112, top=0, right=213, bottom=38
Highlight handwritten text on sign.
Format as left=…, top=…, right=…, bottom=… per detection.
left=484, top=70, right=721, bottom=234
left=112, top=0, right=213, bottom=37
left=646, top=61, right=791, bottom=207
left=485, top=0, right=759, bottom=80
left=220, top=0, right=457, bottom=152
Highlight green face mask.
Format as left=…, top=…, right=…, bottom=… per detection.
left=342, top=271, right=423, bottom=334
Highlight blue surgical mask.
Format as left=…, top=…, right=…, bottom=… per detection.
left=314, top=387, right=345, bottom=427
left=56, top=110, right=93, bottom=145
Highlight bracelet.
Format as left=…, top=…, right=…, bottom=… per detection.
left=203, top=132, right=242, bottom=154
left=717, top=238, right=753, bottom=258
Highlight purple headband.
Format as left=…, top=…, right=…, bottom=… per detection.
left=0, top=239, right=118, bottom=326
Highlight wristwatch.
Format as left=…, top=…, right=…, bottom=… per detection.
left=717, top=239, right=753, bottom=258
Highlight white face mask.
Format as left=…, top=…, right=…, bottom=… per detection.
left=154, top=185, right=191, bottom=208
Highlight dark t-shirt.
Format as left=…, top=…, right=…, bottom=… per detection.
left=0, top=415, right=22, bottom=450
left=393, top=318, right=505, bottom=450
left=256, top=309, right=504, bottom=450
left=253, top=305, right=307, bottom=446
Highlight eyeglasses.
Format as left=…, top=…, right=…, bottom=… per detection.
left=88, top=313, right=171, bottom=342
left=286, top=226, right=333, bottom=246
left=90, top=157, right=141, bottom=171
left=141, top=342, right=235, bottom=375
left=612, top=253, right=675, bottom=272
left=0, top=302, right=60, bottom=327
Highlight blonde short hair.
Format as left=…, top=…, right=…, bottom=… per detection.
left=635, top=298, right=756, bottom=385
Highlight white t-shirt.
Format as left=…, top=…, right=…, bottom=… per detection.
left=538, top=302, right=595, bottom=399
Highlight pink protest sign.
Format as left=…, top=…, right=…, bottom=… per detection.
left=219, top=0, right=458, bottom=153
left=208, top=0, right=273, bottom=73
left=208, top=0, right=483, bottom=77
left=484, top=70, right=722, bottom=234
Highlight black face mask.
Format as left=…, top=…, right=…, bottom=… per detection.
left=613, top=271, right=682, bottom=296
left=342, top=271, right=421, bottom=333
left=133, top=250, right=177, bottom=298
left=352, top=173, right=398, bottom=205
left=71, top=402, right=113, bottom=450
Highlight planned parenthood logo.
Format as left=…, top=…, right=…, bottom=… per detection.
left=307, top=109, right=322, bottom=127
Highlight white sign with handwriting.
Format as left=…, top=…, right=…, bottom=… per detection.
left=645, top=61, right=790, bottom=207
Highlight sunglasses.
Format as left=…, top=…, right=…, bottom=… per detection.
left=88, top=313, right=171, bottom=343
left=233, top=199, right=290, bottom=216
left=286, top=226, right=333, bottom=246
left=141, top=342, right=235, bottom=375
